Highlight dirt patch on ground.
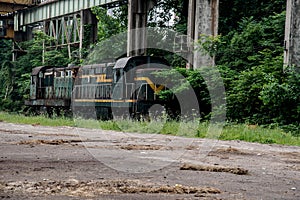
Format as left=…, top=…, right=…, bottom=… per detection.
left=0, top=180, right=221, bottom=198
left=0, top=128, right=78, bottom=137
left=16, top=139, right=83, bottom=146
left=180, top=163, right=249, bottom=175
left=280, top=152, right=300, bottom=159
left=184, top=145, right=199, bottom=150
left=34, top=133, right=79, bottom=137
left=119, top=144, right=172, bottom=151
left=209, top=147, right=252, bottom=156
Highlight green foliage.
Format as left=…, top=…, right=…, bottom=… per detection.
left=148, top=0, right=187, bottom=30
left=259, top=66, right=300, bottom=134
left=219, top=0, right=286, bottom=35
left=217, top=12, right=286, bottom=70
left=0, top=31, right=70, bottom=112
left=154, top=66, right=226, bottom=120
left=0, top=40, right=12, bottom=67
left=215, top=9, right=299, bottom=134
left=92, top=7, right=127, bottom=43
left=44, top=50, right=70, bottom=66
left=226, top=54, right=283, bottom=124
left=220, top=123, right=300, bottom=146
left=0, top=60, right=28, bottom=112
left=0, top=112, right=75, bottom=127
left=196, top=34, right=224, bottom=66
left=196, top=34, right=223, bottom=59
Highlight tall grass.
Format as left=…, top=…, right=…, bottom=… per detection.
left=0, top=112, right=299, bottom=146
left=220, top=124, right=300, bottom=146
left=0, top=112, right=75, bottom=127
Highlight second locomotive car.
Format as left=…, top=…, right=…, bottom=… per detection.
left=25, top=56, right=173, bottom=119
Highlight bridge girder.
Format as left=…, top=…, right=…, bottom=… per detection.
left=14, top=0, right=123, bottom=30
left=42, top=9, right=97, bottom=59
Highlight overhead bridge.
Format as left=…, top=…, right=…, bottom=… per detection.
left=14, top=0, right=124, bottom=30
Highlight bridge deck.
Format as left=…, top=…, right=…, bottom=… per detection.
left=15, top=0, right=124, bottom=30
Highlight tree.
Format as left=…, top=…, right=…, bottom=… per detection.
left=92, top=6, right=127, bottom=43
left=0, top=31, right=70, bottom=112
left=219, top=0, right=286, bottom=35
left=217, top=12, right=286, bottom=71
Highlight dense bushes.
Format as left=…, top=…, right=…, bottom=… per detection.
left=218, top=11, right=299, bottom=133
left=167, top=10, right=299, bottom=134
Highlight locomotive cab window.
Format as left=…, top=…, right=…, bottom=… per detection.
left=44, top=73, right=54, bottom=87
left=57, top=71, right=65, bottom=78
left=83, top=68, right=89, bottom=76
left=106, top=66, right=113, bottom=79
left=95, top=64, right=105, bottom=74
left=55, top=72, right=60, bottom=78
left=89, top=68, right=95, bottom=75
left=66, top=70, right=72, bottom=77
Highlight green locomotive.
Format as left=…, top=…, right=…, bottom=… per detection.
left=25, top=56, right=173, bottom=119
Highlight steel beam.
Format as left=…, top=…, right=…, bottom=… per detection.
left=41, top=9, right=97, bottom=59
left=284, top=0, right=300, bottom=67
left=14, top=0, right=123, bottom=30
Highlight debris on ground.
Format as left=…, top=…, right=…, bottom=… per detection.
left=208, top=147, right=252, bottom=156
left=119, top=144, right=171, bottom=150
left=0, top=180, right=221, bottom=197
left=16, top=139, right=83, bottom=146
left=180, top=163, right=249, bottom=175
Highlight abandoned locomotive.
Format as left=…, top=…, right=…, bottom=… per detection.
left=25, top=56, right=173, bottom=119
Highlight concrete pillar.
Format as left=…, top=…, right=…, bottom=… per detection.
left=79, top=9, right=97, bottom=59
left=284, top=0, right=300, bottom=67
left=187, top=0, right=219, bottom=68
left=82, top=9, right=98, bottom=44
left=127, top=0, right=156, bottom=57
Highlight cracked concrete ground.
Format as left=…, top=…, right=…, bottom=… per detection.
left=0, top=122, right=299, bottom=199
